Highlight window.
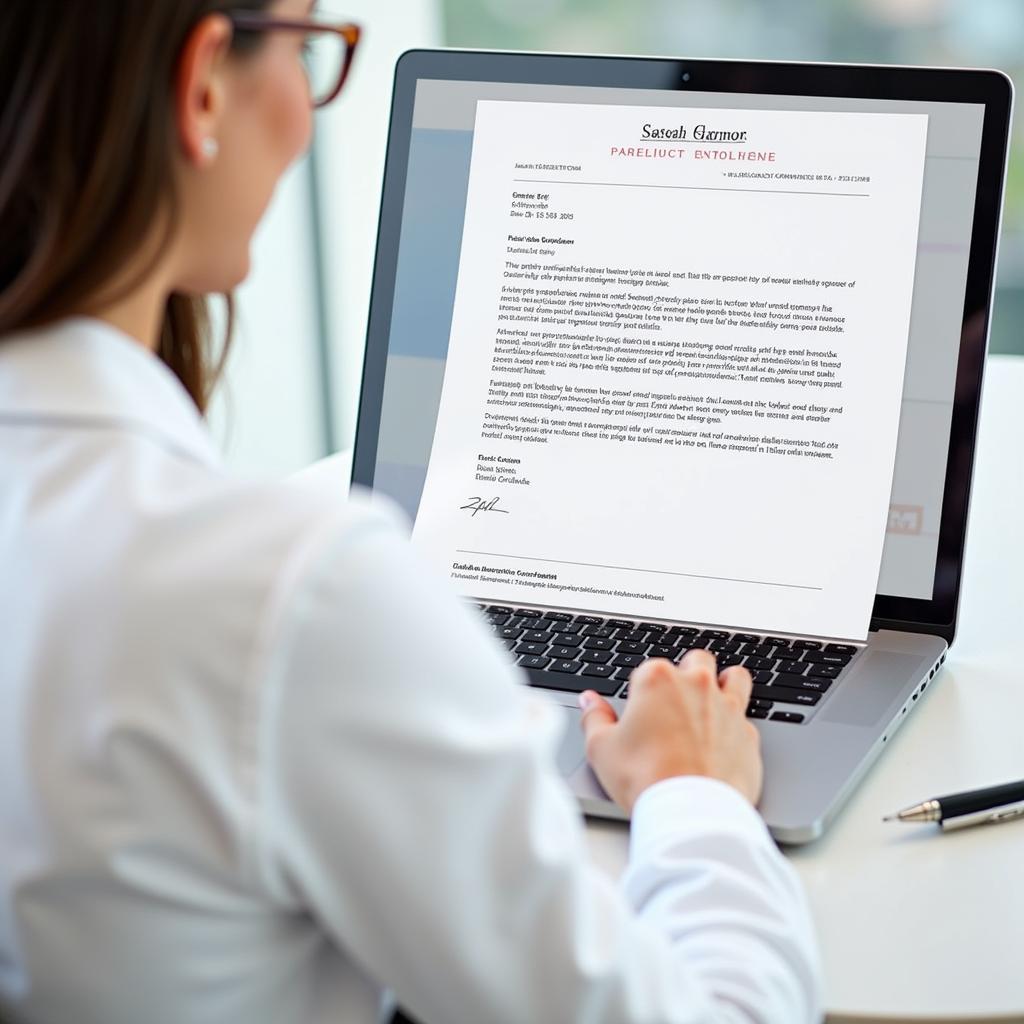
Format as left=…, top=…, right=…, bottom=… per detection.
left=442, top=0, right=1023, bottom=354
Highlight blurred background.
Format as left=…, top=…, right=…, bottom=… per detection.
left=208, top=0, right=1021, bottom=474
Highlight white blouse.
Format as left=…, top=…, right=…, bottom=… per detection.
left=0, top=319, right=821, bottom=1024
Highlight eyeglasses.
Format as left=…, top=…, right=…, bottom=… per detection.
left=228, top=11, right=361, bottom=109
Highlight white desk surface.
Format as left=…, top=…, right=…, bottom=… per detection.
left=584, top=354, right=1024, bottom=1022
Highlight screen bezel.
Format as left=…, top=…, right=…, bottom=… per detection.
left=353, top=49, right=1013, bottom=645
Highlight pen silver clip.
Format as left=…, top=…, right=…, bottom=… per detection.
left=940, top=799, right=1024, bottom=832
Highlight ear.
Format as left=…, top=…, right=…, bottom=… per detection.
left=175, top=14, right=234, bottom=167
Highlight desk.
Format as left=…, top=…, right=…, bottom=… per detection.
left=585, top=354, right=1024, bottom=1022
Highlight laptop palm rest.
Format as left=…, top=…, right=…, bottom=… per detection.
left=819, top=651, right=925, bottom=726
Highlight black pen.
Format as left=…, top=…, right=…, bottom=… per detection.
left=884, top=779, right=1024, bottom=831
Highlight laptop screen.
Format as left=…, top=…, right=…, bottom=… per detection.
left=356, top=56, right=1007, bottom=638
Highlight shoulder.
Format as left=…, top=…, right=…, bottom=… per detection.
left=85, top=448, right=416, bottom=732
left=72, top=469, right=420, bottom=831
left=121, top=462, right=412, bottom=651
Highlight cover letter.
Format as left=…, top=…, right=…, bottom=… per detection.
left=412, top=100, right=928, bottom=640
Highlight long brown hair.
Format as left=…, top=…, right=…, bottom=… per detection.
left=0, top=1, right=270, bottom=412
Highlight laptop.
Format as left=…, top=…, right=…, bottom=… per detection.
left=351, top=51, right=1012, bottom=843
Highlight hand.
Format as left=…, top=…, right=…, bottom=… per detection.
left=578, top=650, right=763, bottom=814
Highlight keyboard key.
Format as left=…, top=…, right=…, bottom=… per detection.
left=523, top=630, right=551, bottom=643
left=752, top=684, right=821, bottom=706
left=717, top=654, right=745, bottom=668
left=614, top=668, right=634, bottom=682
left=550, top=646, right=581, bottom=660
left=615, top=629, right=648, bottom=642
left=733, top=633, right=763, bottom=644
left=581, top=625, right=615, bottom=639
left=791, top=639, right=823, bottom=651
left=749, top=698, right=774, bottom=709
left=549, top=659, right=583, bottom=674
left=750, top=670, right=773, bottom=684
left=552, top=621, right=582, bottom=634
left=745, top=656, right=776, bottom=672
left=781, top=689, right=821, bottom=706
left=747, top=707, right=770, bottom=719
left=825, top=643, right=858, bottom=655
left=803, top=651, right=851, bottom=667
left=679, top=637, right=711, bottom=650
left=708, top=639, right=742, bottom=653
left=648, top=645, right=677, bottom=659
left=770, top=711, right=805, bottom=724
left=498, top=626, right=524, bottom=641
left=515, top=608, right=542, bottom=617
left=580, top=650, right=613, bottom=665
left=807, top=665, right=842, bottom=679
left=640, top=622, right=668, bottom=632
left=574, top=614, right=605, bottom=625
left=581, top=664, right=615, bottom=678
left=529, top=669, right=619, bottom=697
left=612, top=653, right=645, bottom=668
left=667, top=625, right=699, bottom=637
left=765, top=636, right=792, bottom=648
left=636, top=634, right=664, bottom=647
left=699, top=629, right=730, bottom=639
left=740, top=643, right=775, bottom=658
left=608, top=619, right=637, bottom=629
left=486, top=613, right=510, bottom=626
left=518, top=655, right=551, bottom=670
left=797, top=676, right=833, bottom=692
left=488, top=605, right=514, bottom=615
left=550, top=633, right=583, bottom=647
left=775, top=659, right=806, bottom=675
left=775, top=672, right=831, bottom=691
left=615, top=641, right=649, bottom=656
left=514, top=642, right=548, bottom=657
left=581, top=637, right=615, bottom=651
left=543, top=611, right=573, bottom=623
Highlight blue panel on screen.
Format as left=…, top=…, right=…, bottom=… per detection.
left=388, top=129, right=474, bottom=360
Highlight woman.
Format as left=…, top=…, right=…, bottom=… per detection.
left=0, top=3, right=821, bottom=1023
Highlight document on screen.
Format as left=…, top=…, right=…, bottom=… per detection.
left=411, top=100, right=928, bottom=640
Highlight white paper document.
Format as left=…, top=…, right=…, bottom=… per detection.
left=412, top=100, right=929, bottom=640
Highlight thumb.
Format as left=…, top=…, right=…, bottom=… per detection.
left=578, top=690, right=617, bottom=753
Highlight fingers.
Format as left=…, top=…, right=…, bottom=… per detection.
left=678, top=650, right=750, bottom=711
left=578, top=690, right=618, bottom=757
left=629, top=656, right=677, bottom=687
left=603, top=649, right=751, bottom=715
left=678, top=648, right=718, bottom=685
left=718, top=665, right=753, bottom=710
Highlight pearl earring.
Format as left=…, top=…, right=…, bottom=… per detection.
left=200, top=137, right=220, bottom=162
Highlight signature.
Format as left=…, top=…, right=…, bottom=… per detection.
left=460, top=497, right=510, bottom=517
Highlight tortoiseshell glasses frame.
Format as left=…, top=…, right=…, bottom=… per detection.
left=228, top=11, right=361, bottom=108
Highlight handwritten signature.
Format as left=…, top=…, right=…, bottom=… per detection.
left=460, top=497, right=510, bottom=517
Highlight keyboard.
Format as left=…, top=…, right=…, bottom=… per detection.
left=479, top=604, right=860, bottom=725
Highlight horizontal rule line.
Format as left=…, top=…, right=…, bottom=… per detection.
left=456, top=550, right=823, bottom=592
left=633, top=139, right=749, bottom=145
left=512, top=178, right=870, bottom=198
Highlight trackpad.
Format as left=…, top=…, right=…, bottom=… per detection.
left=821, top=651, right=924, bottom=726
left=553, top=705, right=587, bottom=776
